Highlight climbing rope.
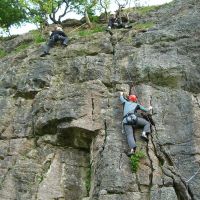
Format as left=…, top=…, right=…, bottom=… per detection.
left=123, top=36, right=157, bottom=130
left=67, top=23, right=87, bottom=35
left=124, top=63, right=140, bottom=101
left=186, top=167, right=200, bottom=183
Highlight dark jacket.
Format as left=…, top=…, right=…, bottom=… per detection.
left=50, top=31, right=66, bottom=39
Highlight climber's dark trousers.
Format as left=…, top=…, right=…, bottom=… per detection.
left=123, top=117, right=151, bottom=149
left=44, top=34, right=68, bottom=53
left=137, top=117, right=151, bottom=133
left=123, top=125, right=136, bottom=149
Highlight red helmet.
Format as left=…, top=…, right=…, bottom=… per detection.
left=128, top=95, right=137, bottom=102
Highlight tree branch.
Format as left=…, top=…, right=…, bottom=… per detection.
left=58, top=0, right=70, bottom=23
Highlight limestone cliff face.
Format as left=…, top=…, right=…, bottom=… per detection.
left=0, top=0, right=200, bottom=199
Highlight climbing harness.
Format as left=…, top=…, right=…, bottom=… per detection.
left=123, top=106, right=138, bottom=123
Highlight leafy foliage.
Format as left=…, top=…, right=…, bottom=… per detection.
left=19, top=0, right=73, bottom=25
left=31, top=30, right=46, bottom=43
left=85, top=165, right=92, bottom=196
left=0, top=0, right=108, bottom=32
left=0, top=0, right=27, bottom=30
left=130, top=151, right=145, bottom=173
left=19, top=0, right=52, bottom=25
left=98, top=0, right=110, bottom=20
left=99, top=0, right=110, bottom=13
left=0, top=49, right=7, bottom=58
left=72, top=0, right=98, bottom=14
left=72, top=0, right=98, bottom=26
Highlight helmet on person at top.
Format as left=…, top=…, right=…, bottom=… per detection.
left=56, top=26, right=63, bottom=31
left=110, top=11, right=116, bottom=17
left=128, top=95, right=137, bottom=102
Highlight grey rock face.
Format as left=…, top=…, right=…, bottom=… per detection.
left=0, top=0, right=200, bottom=199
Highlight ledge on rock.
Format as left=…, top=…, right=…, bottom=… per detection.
left=57, top=126, right=97, bottom=150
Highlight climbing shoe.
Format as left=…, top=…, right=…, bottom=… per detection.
left=141, top=132, right=148, bottom=142
left=63, top=44, right=68, bottom=47
left=126, top=148, right=136, bottom=157
left=127, top=151, right=135, bottom=157
left=141, top=135, right=148, bottom=141
left=141, top=135, right=149, bottom=142
left=40, top=52, right=50, bottom=57
left=124, top=24, right=132, bottom=29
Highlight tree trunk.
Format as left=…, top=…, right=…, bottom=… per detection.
left=85, top=10, right=92, bottom=28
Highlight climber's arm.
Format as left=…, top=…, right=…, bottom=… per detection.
left=119, top=92, right=127, bottom=104
left=139, top=105, right=153, bottom=112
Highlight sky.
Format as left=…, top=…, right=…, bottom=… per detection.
left=0, top=0, right=173, bottom=36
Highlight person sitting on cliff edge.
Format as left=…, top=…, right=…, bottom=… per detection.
left=119, top=91, right=153, bottom=156
left=106, top=11, right=132, bottom=35
left=40, top=25, right=69, bottom=57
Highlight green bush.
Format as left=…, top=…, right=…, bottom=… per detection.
left=85, top=166, right=91, bottom=196
left=31, top=30, right=46, bottom=44
left=0, top=49, right=7, bottom=58
left=90, top=16, right=100, bottom=23
left=130, top=151, right=145, bottom=173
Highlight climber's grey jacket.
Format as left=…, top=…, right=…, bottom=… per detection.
left=120, top=95, right=148, bottom=115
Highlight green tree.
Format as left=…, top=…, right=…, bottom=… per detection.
left=72, top=0, right=98, bottom=27
left=99, top=0, right=111, bottom=21
left=49, top=0, right=73, bottom=24
left=0, top=0, right=27, bottom=31
left=20, top=0, right=73, bottom=26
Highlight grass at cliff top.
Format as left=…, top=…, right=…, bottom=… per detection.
left=124, top=5, right=162, bottom=16
left=31, top=30, right=46, bottom=43
left=0, top=49, right=7, bottom=58
left=15, top=43, right=29, bottom=53
left=78, top=25, right=105, bottom=37
left=134, top=22, right=155, bottom=30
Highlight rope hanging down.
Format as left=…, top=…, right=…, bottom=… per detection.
left=124, top=64, right=140, bottom=103
left=124, top=57, right=155, bottom=127
left=186, top=167, right=200, bottom=183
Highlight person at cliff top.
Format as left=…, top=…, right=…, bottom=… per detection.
left=106, top=12, right=122, bottom=35
left=107, top=13, right=120, bottom=29
left=40, top=25, right=69, bottom=57
left=106, top=11, right=132, bottom=35
left=119, top=92, right=153, bottom=156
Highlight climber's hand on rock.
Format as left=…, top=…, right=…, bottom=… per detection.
left=148, top=106, right=153, bottom=111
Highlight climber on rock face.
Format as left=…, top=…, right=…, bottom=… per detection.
left=119, top=92, right=153, bottom=157
left=40, top=25, right=69, bottom=57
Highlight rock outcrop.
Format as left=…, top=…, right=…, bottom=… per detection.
left=0, top=0, right=200, bottom=199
